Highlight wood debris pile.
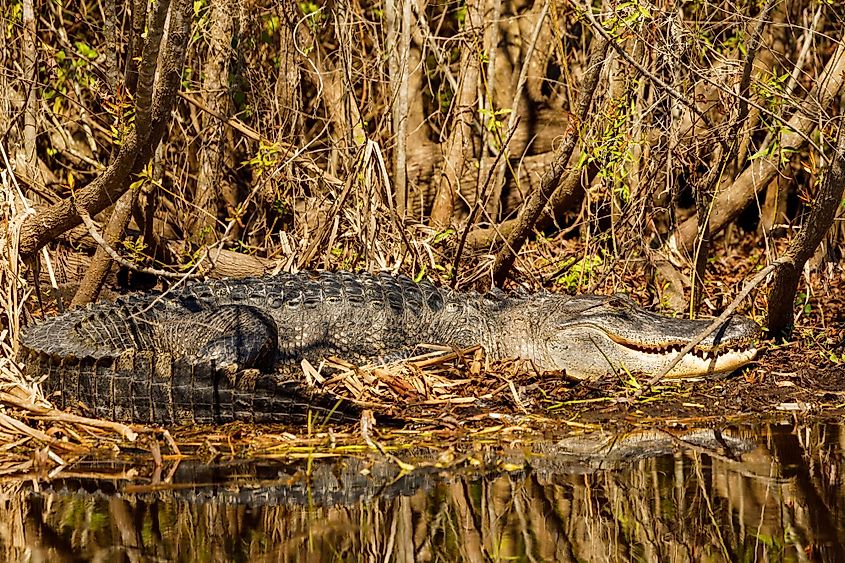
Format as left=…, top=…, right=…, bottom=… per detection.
left=308, top=346, right=579, bottom=421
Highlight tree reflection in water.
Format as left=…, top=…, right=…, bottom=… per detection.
left=1, top=422, right=843, bottom=562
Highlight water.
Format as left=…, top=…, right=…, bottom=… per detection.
left=2, top=421, right=844, bottom=561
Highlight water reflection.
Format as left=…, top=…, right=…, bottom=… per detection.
left=1, top=422, right=844, bottom=561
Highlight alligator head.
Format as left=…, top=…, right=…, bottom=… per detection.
left=532, top=294, right=760, bottom=379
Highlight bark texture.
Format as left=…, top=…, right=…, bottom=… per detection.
left=191, top=0, right=236, bottom=242
left=767, top=130, right=845, bottom=336
left=430, top=0, right=485, bottom=227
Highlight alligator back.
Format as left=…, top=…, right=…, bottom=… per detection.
left=174, top=271, right=457, bottom=362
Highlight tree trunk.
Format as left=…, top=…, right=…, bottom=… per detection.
left=191, top=0, right=235, bottom=243
left=17, top=0, right=42, bottom=193
left=386, top=0, right=411, bottom=217
left=276, top=4, right=302, bottom=137
left=767, top=129, right=845, bottom=336
left=430, top=0, right=485, bottom=227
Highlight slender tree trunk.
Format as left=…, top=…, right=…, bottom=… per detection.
left=478, top=0, right=502, bottom=220
left=335, top=0, right=367, bottom=155
left=191, top=0, right=235, bottom=243
left=386, top=0, right=411, bottom=217
left=0, top=18, right=8, bottom=154
left=124, top=0, right=148, bottom=94
left=276, top=3, right=301, bottom=136
left=18, top=0, right=41, bottom=192
left=430, top=0, right=484, bottom=227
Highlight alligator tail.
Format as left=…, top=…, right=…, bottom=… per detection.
left=20, top=308, right=112, bottom=360
left=22, top=346, right=357, bottom=425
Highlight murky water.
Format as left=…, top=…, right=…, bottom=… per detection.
left=2, top=421, right=844, bottom=561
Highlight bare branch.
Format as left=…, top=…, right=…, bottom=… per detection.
left=491, top=34, right=609, bottom=285
left=672, top=42, right=845, bottom=253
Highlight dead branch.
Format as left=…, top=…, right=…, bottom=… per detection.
left=672, top=42, right=845, bottom=253
left=491, top=35, right=609, bottom=285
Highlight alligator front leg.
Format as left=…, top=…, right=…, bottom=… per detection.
left=161, top=305, right=357, bottom=424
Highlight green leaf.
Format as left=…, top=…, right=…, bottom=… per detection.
left=74, top=41, right=98, bottom=59
left=432, top=228, right=455, bottom=244
left=748, top=145, right=773, bottom=161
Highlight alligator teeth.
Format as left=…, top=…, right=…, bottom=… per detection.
left=619, top=338, right=759, bottom=358
left=620, top=342, right=755, bottom=364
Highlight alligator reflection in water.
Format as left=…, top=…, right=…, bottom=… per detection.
left=1, top=422, right=844, bottom=561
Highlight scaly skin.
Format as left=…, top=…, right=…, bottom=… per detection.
left=20, top=271, right=760, bottom=424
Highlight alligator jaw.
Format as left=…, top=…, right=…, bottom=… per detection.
left=605, top=339, right=759, bottom=379
left=544, top=308, right=761, bottom=379
left=603, top=323, right=760, bottom=375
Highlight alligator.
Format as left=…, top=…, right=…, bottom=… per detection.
left=19, top=271, right=760, bottom=424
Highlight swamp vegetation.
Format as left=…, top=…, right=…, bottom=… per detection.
left=0, top=0, right=845, bottom=559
